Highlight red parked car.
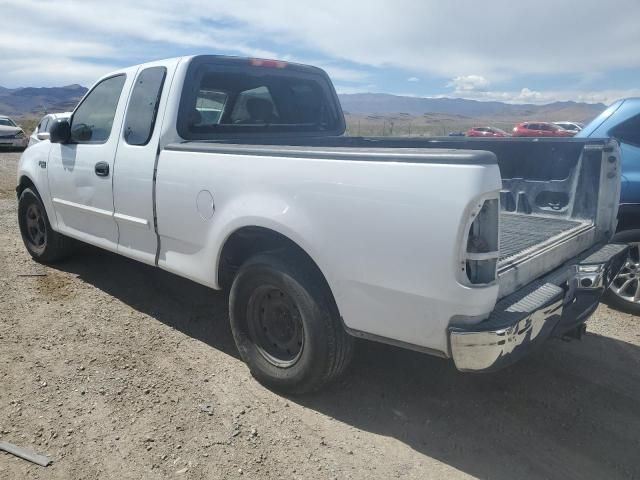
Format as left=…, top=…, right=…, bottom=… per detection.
left=465, top=126, right=510, bottom=137
left=512, top=122, right=575, bottom=137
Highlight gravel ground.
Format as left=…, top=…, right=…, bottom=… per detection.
left=1, top=151, right=639, bottom=479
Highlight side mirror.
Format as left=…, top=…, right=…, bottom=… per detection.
left=50, top=119, right=71, bottom=144
left=36, top=132, right=50, bottom=141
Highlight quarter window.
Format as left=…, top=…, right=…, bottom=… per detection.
left=123, top=67, right=167, bottom=146
left=71, top=75, right=126, bottom=144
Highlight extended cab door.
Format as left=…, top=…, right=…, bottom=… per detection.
left=112, top=61, right=178, bottom=265
left=47, top=72, right=136, bottom=251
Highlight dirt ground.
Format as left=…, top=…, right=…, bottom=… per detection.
left=1, top=150, right=639, bottom=480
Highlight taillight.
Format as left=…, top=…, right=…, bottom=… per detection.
left=463, top=198, right=499, bottom=285
left=249, top=58, right=288, bottom=68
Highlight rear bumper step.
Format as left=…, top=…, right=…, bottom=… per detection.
left=449, top=243, right=629, bottom=372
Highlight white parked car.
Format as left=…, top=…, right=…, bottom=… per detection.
left=553, top=121, right=585, bottom=133
left=17, top=55, right=628, bottom=393
left=28, top=112, right=72, bottom=147
left=0, top=115, right=28, bottom=150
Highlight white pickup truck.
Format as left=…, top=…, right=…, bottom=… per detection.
left=17, top=55, right=628, bottom=393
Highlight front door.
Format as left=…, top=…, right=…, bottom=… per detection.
left=48, top=73, right=132, bottom=252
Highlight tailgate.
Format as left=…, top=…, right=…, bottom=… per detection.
left=495, top=139, right=621, bottom=297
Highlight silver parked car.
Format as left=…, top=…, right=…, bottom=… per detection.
left=28, top=112, right=72, bottom=147
left=0, top=115, right=28, bottom=150
left=553, top=121, right=585, bottom=133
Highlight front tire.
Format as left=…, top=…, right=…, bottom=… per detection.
left=18, top=188, right=75, bottom=263
left=229, top=252, right=353, bottom=394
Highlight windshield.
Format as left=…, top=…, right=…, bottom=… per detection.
left=577, top=100, right=624, bottom=138
left=0, top=118, right=17, bottom=127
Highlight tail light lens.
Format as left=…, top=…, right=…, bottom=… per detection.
left=463, top=198, right=499, bottom=285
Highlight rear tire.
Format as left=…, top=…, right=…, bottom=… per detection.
left=229, top=251, right=353, bottom=394
left=18, top=188, right=75, bottom=263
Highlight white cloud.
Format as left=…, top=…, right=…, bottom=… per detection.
left=334, top=84, right=378, bottom=94
left=0, top=0, right=280, bottom=86
left=1, top=58, right=121, bottom=87
left=1, top=0, right=639, bottom=101
left=175, top=0, right=640, bottom=79
left=437, top=87, right=640, bottom=105
left=447, top=75, right=489, bottom=92
left=313, top=65, right=370, bottom=83
left=407, top=77, right=420, bottom=82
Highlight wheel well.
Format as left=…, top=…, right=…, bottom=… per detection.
left=218, top=226, right=335, bottom=302
left=17, top=176, right=37, bottom=198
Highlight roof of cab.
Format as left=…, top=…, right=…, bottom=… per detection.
left=114, top=54, right=326, bottom=77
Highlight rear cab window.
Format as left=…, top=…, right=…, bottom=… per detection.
left=177, top=56, right=344, bottom=140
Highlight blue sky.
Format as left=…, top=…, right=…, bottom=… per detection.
left=2, top=0, right=640, bottom=104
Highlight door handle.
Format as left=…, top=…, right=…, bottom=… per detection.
left=95, top=162, right=110, bottom=177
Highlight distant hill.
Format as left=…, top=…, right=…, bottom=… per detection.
left=338, top=93, right=606, bottom=123
left=338, top=92, right=607, bottom=137
left=0, top=84, right=87, bottom=117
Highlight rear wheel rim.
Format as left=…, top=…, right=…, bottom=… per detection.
left=609, top=242, right=640, bottom=305
left=246, top=285, right=304, bottom=368
left=25, top=202, right=47, bottom=253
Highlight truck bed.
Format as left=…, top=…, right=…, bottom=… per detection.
left=165, top=136, right=618, bottom=298
left=499, top=213, right=591, bottom=262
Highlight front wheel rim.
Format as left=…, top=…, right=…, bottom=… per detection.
left=609, top=242, right=640, bottom=305
left=24, top=203, right=47, bottom=253
left=246, top=285, right=305, bottom=368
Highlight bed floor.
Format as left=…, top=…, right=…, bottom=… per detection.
left=499, top=213, right=588, bottom=262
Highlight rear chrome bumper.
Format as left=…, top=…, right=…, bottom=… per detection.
left=449, top=243, right=629, bottom=372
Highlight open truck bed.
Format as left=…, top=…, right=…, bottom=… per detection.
left=190, top=136, right=620, bottom=299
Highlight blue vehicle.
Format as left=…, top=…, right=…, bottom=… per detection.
left=578, top=98, right=640, bottom=313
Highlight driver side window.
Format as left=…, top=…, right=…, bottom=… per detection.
left=71, top=75, right=126, bottom=144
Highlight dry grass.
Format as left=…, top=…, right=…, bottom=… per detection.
left=15, top=115, right=39, bottom=135
left=344, top=110, right=597, bottom=137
